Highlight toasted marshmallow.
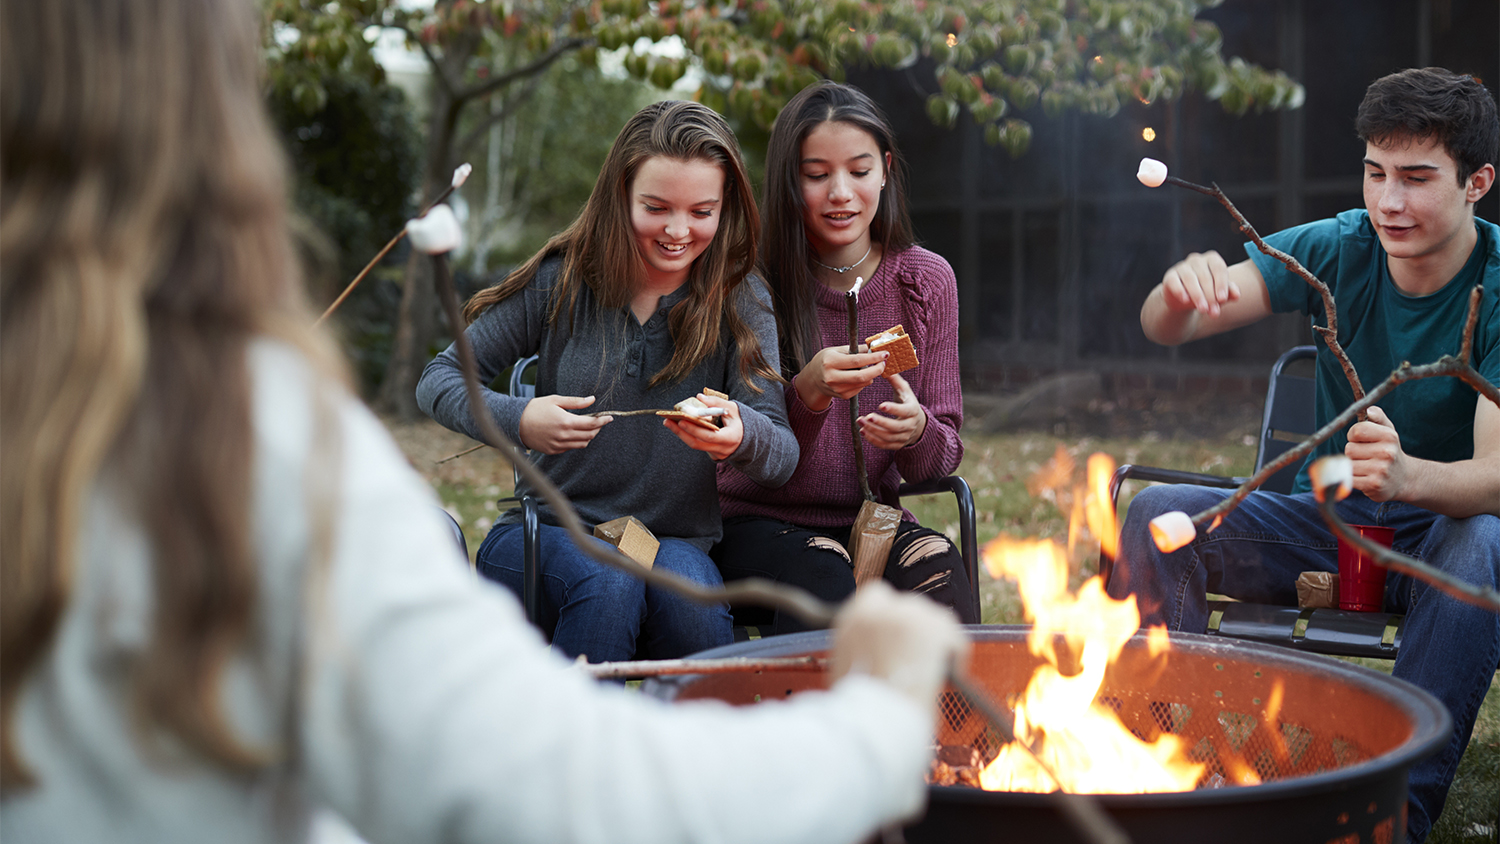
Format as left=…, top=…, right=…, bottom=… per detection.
left=1137, top=157, right=1168, bottom=188
left=1149, top=511, right=1196, bottom=553
left=406, top=205, right=462, bottom=255
left=1309, top=455, right=1353, bottom=502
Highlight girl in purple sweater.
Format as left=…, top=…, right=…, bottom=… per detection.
left=715, top=82, right=977, bottom=632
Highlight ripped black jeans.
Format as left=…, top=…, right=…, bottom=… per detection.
left=711, top=515, right=979, bottom=635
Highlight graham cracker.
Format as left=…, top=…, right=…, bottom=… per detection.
left=657, top=390, right=728, bottom=431
left=865, top=324, right=919, bottom=376
left=593, top=516, right=659, bottom=569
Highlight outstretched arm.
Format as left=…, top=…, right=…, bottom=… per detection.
left=1346, top=400, right=1500, bottom=519
left=1141, top=251, right=1273, bottom=346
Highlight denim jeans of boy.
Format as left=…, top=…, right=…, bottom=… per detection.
left=477, top=521, right=732, bottom=664
left=1108, top=485, right=1500, bottom=843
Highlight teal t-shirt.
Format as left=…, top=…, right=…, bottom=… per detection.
left=1247, top=209, right=1500, bottom=493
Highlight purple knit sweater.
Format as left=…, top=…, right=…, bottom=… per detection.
left=717, top=245, right=964, bottom=527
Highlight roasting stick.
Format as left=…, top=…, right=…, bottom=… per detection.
left=433, top=408, right=724, bottom=463
left=945, top=673, right=1130, bottom=844
left=1146, top=288, right=1500, bottom=622
left=317, top=163, right=473, bottom=326
left=1309, top=457, right=1500, bottom=613
left=1137, top=158, right=1365, bottom=408
left=436, top=442, right=486, bottom=464
left=1137, top=160, right=1500, bottom=615
left=842, top=278, right=903, bottom=588
left=583, top=655, right=827, bottom=681
left=846, top=279, right=874, bottom=502
left=419, top=245, right=1130, bottom=844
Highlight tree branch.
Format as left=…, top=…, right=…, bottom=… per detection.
left=1188, top=344, right=1497, bottom=530
left=1313, top=479, right=1500, bottom=613
left=454, top=71, right=545, bottom=159
left=846, top=290, right=874, bottom=501
left=455, top=36, right=587, bottom=104
left=415, top=35, right=460, bottom=101
left=1163, top=174, right=1365, bottom=408
left=583, top=655, right=828, bottom=680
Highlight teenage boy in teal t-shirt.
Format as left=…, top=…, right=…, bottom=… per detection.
left=1108, top=68, right=1499, bottom=843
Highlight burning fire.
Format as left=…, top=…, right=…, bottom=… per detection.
left=978, top=450, right=1205, bottom=794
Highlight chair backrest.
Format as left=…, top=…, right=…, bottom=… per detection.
left=508, top=355, right=540, bottom=489
left=509, top=354, right=540, bottom=400
left=1253, top=345, right=1317, bottom=495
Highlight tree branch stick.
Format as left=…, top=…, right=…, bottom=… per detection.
left=581, top=409, right=673, bottom=418
left=435, top=442, right=486, bottom=464
left=847, top=290, right=874, bottom=502
left=1189, top=350, right=1497, bottom=530
left=1314, top=485, right=1500, bottom=613
left=317, top=178, right=465, bottom=325
left=946, top=673, right=1130, bottom=844
left=1165, top=174, right=1365, bottom=411
left=456, top=36, right=586, bottom=103
left=582, top=655, right=828, bottom=680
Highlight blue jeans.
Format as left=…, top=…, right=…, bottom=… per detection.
left=1108, top=485, right=1500, bottom=843
left=477, top=521, right=732, bottom=663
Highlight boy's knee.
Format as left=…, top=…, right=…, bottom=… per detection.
left=1435, top=514, right=1500, bottom=583
left=1122, top=484, right=1229, bottom=528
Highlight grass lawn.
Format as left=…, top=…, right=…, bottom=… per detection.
left=390, top=419, right=1499, bottom=842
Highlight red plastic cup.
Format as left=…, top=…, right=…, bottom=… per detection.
left=1337, top=525, right=1395, bottom=612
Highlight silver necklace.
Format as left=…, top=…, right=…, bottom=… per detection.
left=811, top=243, right=872, bottom=274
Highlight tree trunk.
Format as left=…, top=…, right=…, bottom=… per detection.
left=375, top=39, right=469, bottom=420
left=375, top=247, right=440, bottom=419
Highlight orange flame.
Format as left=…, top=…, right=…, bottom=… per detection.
left=979, top=452, right=1204, bottom=794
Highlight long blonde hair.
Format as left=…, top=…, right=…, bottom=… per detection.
left=464, top=100, right=777, bottom=388
left=1, top=0, right=341, bottom=787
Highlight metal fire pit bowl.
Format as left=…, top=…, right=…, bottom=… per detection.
left=645, top=625, right=1450, bottom=844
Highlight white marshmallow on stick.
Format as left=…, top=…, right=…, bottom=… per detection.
left=1149, top=510, right=1197, bottom=553
left=1309, top=455, right=1354, bottom=502
left=1137, top=157, right=1168, bottom=188
left=406, top=204, right=462, bottom=255
left=849, top=275, right=866, bottom=296
left=451, top=163, right=473, bottom=188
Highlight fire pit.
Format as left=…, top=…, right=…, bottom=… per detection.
left=645, top=626, right=1449, bottom=844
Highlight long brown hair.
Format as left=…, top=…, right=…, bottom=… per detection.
left=1, top=0, right=342, bottom=787
left=761, top=81, right=915, bottom=375
left=465, top=100, right=776, bottom=388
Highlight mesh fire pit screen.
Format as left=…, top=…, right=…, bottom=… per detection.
left=646, top=626, right=1449, bottom=844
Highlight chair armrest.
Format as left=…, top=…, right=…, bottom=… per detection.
left=897, top=476, right=980, bottom=623
left=1099, top=464, right=1248, bottom=583
left=1108, top=464, right=1246, bottom=507
left=521, top=495, right=542, bottom=625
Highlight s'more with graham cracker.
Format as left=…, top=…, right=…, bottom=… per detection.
left=657, top=387, right=729, bottom=431
left=865, top=324, right=918, bottom=376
